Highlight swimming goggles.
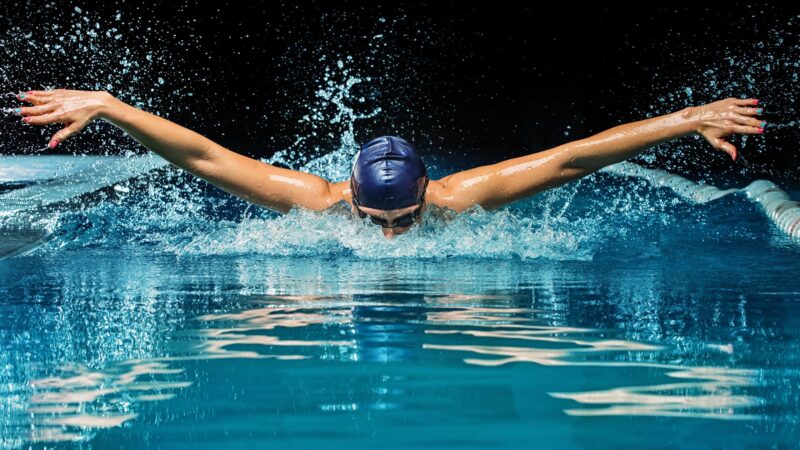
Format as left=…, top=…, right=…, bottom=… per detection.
left=351, top=177, right=429, bottom=228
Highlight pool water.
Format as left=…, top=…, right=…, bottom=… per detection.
left=1, top=155, right=799, bottom=448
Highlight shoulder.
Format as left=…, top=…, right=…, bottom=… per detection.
left=328, top=180, right=352, bottom=205
left=287, top=180, right=351, bottom=214
left=426, top=178, right=475, bottom=213
left=425, top=179, right=447, bottom=204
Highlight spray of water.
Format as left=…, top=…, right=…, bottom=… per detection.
left=625, top=14, right=800, bottom=180
left=1, top=5, right=798, bottom=260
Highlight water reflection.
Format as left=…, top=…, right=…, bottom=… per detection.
left=550, top=367, right=762, bottom=420
left=191, top=298, right=354, bottom=361
left=30, top=294, right=768, bottom=442
left=420, top=295, right=763, bottom=419
left=23, top=361, right=190, bottom=443
left=2, top=255, right=797, bottom=446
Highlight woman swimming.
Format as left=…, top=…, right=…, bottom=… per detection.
left=14, top=89, right=765, bottom=238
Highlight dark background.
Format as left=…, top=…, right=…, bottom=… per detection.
left=2, top=1, right=799, bottom=184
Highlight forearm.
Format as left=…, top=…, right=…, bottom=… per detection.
left=440, top=98, right=760, bottom=211
left=564, top=107, right=698, bottom=173
left=440, top=107, right=699, bottom=211
left=96, top=93, right=334, bottom=213
left=98, top=94, right=217, bottom=170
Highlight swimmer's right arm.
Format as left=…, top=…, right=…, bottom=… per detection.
left=16, top=89, right=335, bottom=213
left=436, top=97, right=764, bottom=211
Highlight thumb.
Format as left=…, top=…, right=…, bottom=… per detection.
left=713, top=138, right=737, bottom=161
left=49, top=122, right=84, bottom=149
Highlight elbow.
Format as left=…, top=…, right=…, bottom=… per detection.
left=183, top=154, right=216, bottom=180
left=183, top=140, right=220, bottom=177
left=558, top=139, right=600, bottom=175
left=566, top=165, right=594, bottom=180
left=561, top=147, right=602, bottom=176
left=561, top=156, right=594, bottom=178
left=555, top=159, right=594, bottom=185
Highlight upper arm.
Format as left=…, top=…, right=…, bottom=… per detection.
left=436, top=143, right=589, bottom=211
left=186, top=142, right=336, bottom=213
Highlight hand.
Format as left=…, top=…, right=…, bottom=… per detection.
left=16, top=89, right=115, bottom=149
left=689, top=97, right=765, bottom=161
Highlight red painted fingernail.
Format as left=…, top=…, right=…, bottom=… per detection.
left=48, top=140, right=58, bottom=149
left=757, top=127, right=764, bottom=134
left=22, top=117, right=31, bottom=123
left=732, top=150, right=737, bottom=161
left=25, top=90, right=33, bottom=95
left=753, top=99, right=759, bottom=105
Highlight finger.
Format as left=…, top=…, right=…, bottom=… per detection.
left=24, top=90, right=57, bottom=97
left=735, top=106, right=764, bottom=116
left=22, top=112, right=64, bottom=125
left=730, top=113, right=767, bottom=129
left=728, top=124, right=764, bottom=135
left=17, top=92, right=50, bottom=106
left=713, top=138, right=737, bottom=161
left=733, top=98, right=760, bottom=107
left=19, top=103, right=58, bottom=117
left=50, top=123, right=84, bottom=147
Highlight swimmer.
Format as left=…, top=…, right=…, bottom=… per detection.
left=14, top=89, right=766, bottom=238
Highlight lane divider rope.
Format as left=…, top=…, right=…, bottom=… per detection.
left=603, top=162, right=800, bottom=239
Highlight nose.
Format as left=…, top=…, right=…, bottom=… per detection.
left=381, top=225, right=412, bottom=239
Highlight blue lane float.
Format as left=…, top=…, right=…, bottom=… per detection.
left=604, top=161, right=800, bottom=240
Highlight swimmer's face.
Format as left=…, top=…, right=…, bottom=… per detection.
left=351, top=202, right=427, bottom=239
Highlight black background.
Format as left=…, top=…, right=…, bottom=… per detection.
left=2, top=1, right=799, bottom=184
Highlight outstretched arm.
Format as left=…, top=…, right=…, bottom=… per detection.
left=17, top=89, right=335, bottom=213
left=437, top=97, right=765, bottom=212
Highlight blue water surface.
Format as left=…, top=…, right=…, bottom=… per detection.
left=1, top=155, right=799, bottom=449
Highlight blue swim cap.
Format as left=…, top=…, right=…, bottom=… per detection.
left=350, top=136, right=428, bottom=210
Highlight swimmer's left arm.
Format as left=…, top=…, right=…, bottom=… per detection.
left=437, top=97, right=765, bottom=211
left=15, top=89, right=337, bottom=213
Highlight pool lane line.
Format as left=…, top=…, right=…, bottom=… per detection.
left=602, top=162, right=800, bottom=240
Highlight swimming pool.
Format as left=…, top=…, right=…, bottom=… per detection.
left=1, top=154, right=798, bottom=448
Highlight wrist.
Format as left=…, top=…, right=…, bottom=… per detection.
left=678, top=106, right=701, bottom=135
left=95, top=91, right=126, bottom=122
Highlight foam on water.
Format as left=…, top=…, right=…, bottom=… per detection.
left=1, top=5, right=798, bottom=260
left=1, top=59, right=784, bottom=259
left=3, top=5, right=800, bottom=449
left=7, top=152, right=787, bottom=261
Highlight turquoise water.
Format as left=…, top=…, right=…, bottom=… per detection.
left=1, top=156, right=799, bottom=448
left=3, top=3, right=800, bottom=447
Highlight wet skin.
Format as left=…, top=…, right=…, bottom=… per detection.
left=15, top=90, right=767, bottom=240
